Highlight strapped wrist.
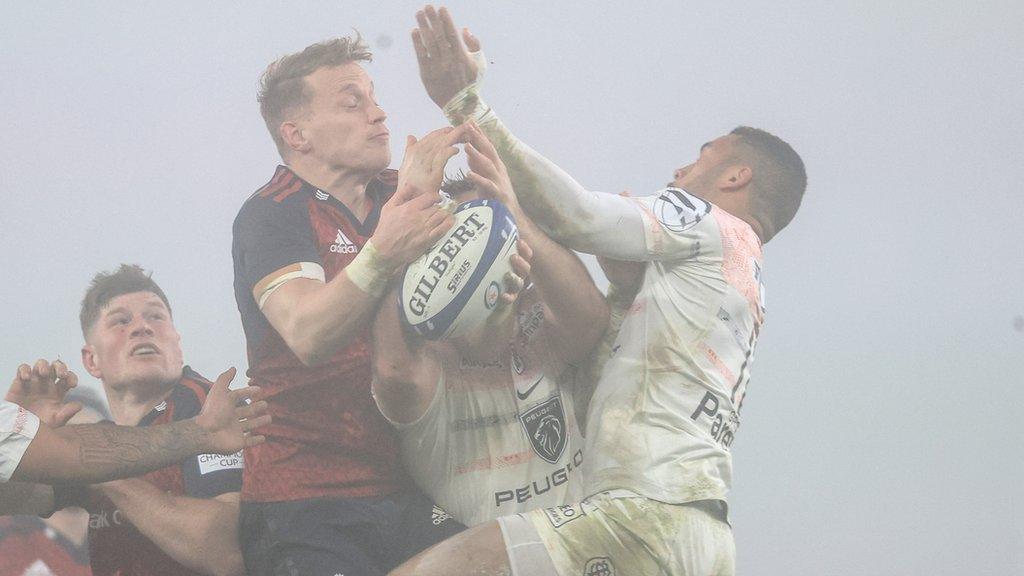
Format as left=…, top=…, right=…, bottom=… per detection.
left=347, top=240, right=396, bottom=297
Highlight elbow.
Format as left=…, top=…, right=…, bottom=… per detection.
left=372, top=360, right=417, bottom=396
left=280, top=327, right=331, bottom=367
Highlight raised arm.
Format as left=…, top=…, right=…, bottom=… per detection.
left=412, top=6, right=650, bottom=261
left=257, top=128, right=464, bottom=366
left=9, top=367, right=269, bottom=484
left=463, top=124, right=609, bottom=364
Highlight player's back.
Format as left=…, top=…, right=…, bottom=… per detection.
left=584, top=193, right=765, bottom=505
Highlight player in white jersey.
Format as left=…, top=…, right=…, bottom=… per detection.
left=371, top=165, right=610, bottom=526
left=388, top=7, right=807, bottom=576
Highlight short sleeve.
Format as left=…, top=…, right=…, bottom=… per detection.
left=233, top=196, right=323, bottom=297
left=181, top=450, right=244, bottom=498
left=633, top=188, right=716, bottom=261
left=0, top=401, right=40, bottom=483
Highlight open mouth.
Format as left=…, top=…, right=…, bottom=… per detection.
left=130, top=343, right=161, bottom=357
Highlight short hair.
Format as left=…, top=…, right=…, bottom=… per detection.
left=729, top=126, right=807, bottom=242
left=258, top=34, right=373, bottom=157
left=441, top=171, right=476, bottom=197
left=80, top=264, right=171, bottom=338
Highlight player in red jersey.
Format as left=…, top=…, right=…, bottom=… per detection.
left=233, top=35, right=486, bottom=575
left=1, top=265, right=270, bottom=576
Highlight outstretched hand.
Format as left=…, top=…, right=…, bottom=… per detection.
left=463, top=122, right=521, bottom=214
left=195, top=367, right=271, bottom=455
left=374, top=125, right=472, bottom=266
left=6, top=359, right=82, bottom=427
left=412, top=5, right=481, bottom=108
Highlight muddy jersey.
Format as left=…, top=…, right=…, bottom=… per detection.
left=232, top=165, right=403, bottom=502
left=392, top=290, right=584, bottom=526
left=583, top=192, right=765, bottom=504
left=0, top=400, right=39, bottom=482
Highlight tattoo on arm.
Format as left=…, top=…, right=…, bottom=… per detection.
left=63, top=420, right=208, bottom=481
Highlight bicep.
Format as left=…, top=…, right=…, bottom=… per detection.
left=259, top=275, right=326, bottom=333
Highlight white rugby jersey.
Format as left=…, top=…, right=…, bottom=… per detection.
left=395, top=290, right=585, bottom=526
left=583, top=196, right=764, bottom=503
left=0, top=400, right=40, bottom=482
left=444, top=80, right=765, bottom=504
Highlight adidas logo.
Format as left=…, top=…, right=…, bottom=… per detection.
left=330, top=229, right=359, bottom=254
left=431, top=505, right=453, bottom=526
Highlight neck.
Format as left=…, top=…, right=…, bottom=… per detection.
left=286, top=156, right=375, bottom=218
left=104, top=377, right=178, bottom=426
left=701, top=190, right=766, bottom=244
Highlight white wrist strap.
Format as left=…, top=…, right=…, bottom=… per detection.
left=346, top=240, right=394, bottom=297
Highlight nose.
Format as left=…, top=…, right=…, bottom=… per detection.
left=369, top=103, right=387, bottom=125
left=130, top=317, right=154, bottom=338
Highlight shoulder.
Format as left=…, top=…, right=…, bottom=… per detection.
left=235, top=166, right=314, bottom=229
left=642, top=187, right=713, bottom=234
left=166, top=367, right=214, bottom=421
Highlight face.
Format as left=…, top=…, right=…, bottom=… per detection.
left=669, top=134, right=738, bottom=194
left=297, top=62, right=390, bottom=175
left=82, top=291, right=183, bottom=390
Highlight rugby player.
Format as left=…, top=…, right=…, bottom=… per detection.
left=0, top=358, right=266, bottom=492
left=232, top=35, right=476, bottom=575
left=387, top=6, right=808, bottom=575
left=370, top=157, right=608, bottom=526
left=2, top=265, right=269, bottom=575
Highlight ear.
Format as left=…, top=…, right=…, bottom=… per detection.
left=279, top=121, right=310, bottom=153
left=718, top=165, right=752, bottom=192
left=81, top=345, right=102, bottom=379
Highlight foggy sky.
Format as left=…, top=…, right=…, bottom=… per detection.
left=2, top=1, right=1022, bottom=574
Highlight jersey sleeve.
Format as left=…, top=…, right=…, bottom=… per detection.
left=631, top=188, right=716, bottom=261
left=0, top=401, right=40, bottom=483
left=167, top=383, right=243, bottom=498
left=233, top=196, right=324, bottom=301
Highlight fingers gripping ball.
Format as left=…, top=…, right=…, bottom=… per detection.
left=400, top=199, right=517, bottom=340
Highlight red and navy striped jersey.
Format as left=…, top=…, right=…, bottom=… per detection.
left=84, top=368, right=242, bottom=576
left=231, top=165, right=403, bottom=502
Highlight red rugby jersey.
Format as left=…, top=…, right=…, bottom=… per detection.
left=232, top=165, right=402, bottom=502
left=0, top=516, right=91, bottom=576
left=84, top=369, right=243, bottom=576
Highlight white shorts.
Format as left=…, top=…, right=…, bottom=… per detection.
left=503, top=491, right=735, bottom=576
left=0, top=401, right=40, bottom=482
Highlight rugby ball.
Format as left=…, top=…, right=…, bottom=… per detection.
left=400, top=199, right=518, bottom=340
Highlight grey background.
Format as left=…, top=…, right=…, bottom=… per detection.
left=2, top=1, right=1022, bottom=574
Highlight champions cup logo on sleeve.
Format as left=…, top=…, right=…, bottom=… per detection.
left=198, top=450, right=245, bottom=475
left=653, top=187, right=711, bottom=232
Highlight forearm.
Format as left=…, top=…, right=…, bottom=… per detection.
left=516, top=216, right=608, bottom=359
left=371, top=285, right=440, bottom=424
left=99, top=480, right=244, bottom=576
left=445, top=87, right=648, bottom=260
left=13, top=419, right=211, bottom=484
left=0, top=481, right=54, bottom=516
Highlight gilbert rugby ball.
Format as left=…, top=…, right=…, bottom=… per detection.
left=400, top=199, right=518, bottom=340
